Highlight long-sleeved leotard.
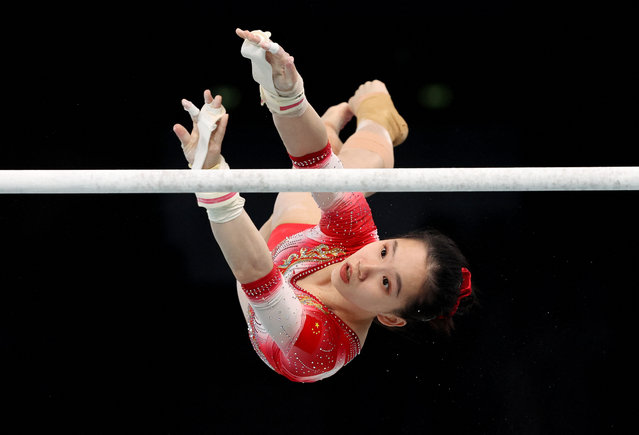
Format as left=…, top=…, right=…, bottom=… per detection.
left=240, top=142, right=379, bottom=382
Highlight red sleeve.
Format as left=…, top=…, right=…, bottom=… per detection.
left=261, top=307, right=349, bottom=383
left=288, top=142, right=333, bottom=169
left=243, top=267, right=356, bottom=382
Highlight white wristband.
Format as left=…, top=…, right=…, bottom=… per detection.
left=259, top=85, right=307, bottom=117
left=195, top=156, right=245, bottom=223
left=198, top=192, right=246, bottom=223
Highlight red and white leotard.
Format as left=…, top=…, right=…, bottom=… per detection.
left=240, top=143, right=379, bottom=382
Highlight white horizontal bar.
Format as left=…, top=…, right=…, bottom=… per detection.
left=0, top=167, right=638, bottom=194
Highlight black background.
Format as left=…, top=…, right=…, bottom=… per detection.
left=2, top=1, right=637, bottom=433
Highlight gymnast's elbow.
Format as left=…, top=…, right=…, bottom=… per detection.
left=208, top=211, right=274, bottom=283
left=219, top=242, right=274, bottom=284
left=232, top=258, right=275, bottom=285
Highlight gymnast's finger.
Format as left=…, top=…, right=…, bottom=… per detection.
left=212, top=94, right=223, bottom=108
left=203, top=89, right=213, bottom=105
left=212, top=114, right=229, bottom=143
left=204, top=91, right=223, bottom=110
left=181, top=98, right=200, bottom=121
left=235, top=28, right=259, bottom=43
left=172, top=123, right=191, bottom=146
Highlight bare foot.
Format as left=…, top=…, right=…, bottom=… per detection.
left=320, top=102, right=353, bottom=154
left=235, top=28, right=301, bottom=95
left=321, top=102, right=353, bottom=134
left=348, top=80, right=389, bottom=114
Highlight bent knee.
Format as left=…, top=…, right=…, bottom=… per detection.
left=340, top=130, right=394, bottom=169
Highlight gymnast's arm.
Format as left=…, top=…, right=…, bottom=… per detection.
left=175, top=92, right=306, bottom=358
left=173, top=92, right=272, bottom=284
left=272, top=106, right=328, bottom=158
left=209, top=212, right=273, bottom=283
left=235, top=28, right=328, bottom=159
left=235, top=28, right=342, bottom=210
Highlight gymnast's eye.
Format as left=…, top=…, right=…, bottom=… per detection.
left=381, top=247, right=387, bottom=258
left=382, top=277, right=390, bottom=290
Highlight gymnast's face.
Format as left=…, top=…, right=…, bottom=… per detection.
left=331, top=239, right=428, bottom=327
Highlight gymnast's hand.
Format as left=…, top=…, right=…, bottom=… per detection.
left=173, top=90, right=229, bottom=169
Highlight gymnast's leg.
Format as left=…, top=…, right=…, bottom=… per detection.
left=324, top=80, right=407, bottom=171
left=259, top=80, right=408, bottom=239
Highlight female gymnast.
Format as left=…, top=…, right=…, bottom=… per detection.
left=172, top=29, right=475, bottom=382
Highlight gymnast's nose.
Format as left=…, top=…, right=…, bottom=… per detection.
left=357, top=261, right=381, bottom=281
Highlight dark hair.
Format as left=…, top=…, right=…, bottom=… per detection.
left=392, top=228, right=477, bottom=335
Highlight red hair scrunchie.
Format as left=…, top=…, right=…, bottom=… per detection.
left=438, top=267, right=472, bottom=319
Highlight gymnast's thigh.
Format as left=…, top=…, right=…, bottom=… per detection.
left=258, top=192, right=320, bottom=243
left=269, top=192, right=321, bottom=229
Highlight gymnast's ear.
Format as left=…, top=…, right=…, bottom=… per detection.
left=377, top=313, right=407, bottom=328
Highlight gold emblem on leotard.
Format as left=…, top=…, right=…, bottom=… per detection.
left=279, top=244, right=345, bottom=271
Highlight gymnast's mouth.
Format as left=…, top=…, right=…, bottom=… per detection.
left=340, top=262, right=350, bottom=284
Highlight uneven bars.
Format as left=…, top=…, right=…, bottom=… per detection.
left=0, top=167, right=638, bottom=194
